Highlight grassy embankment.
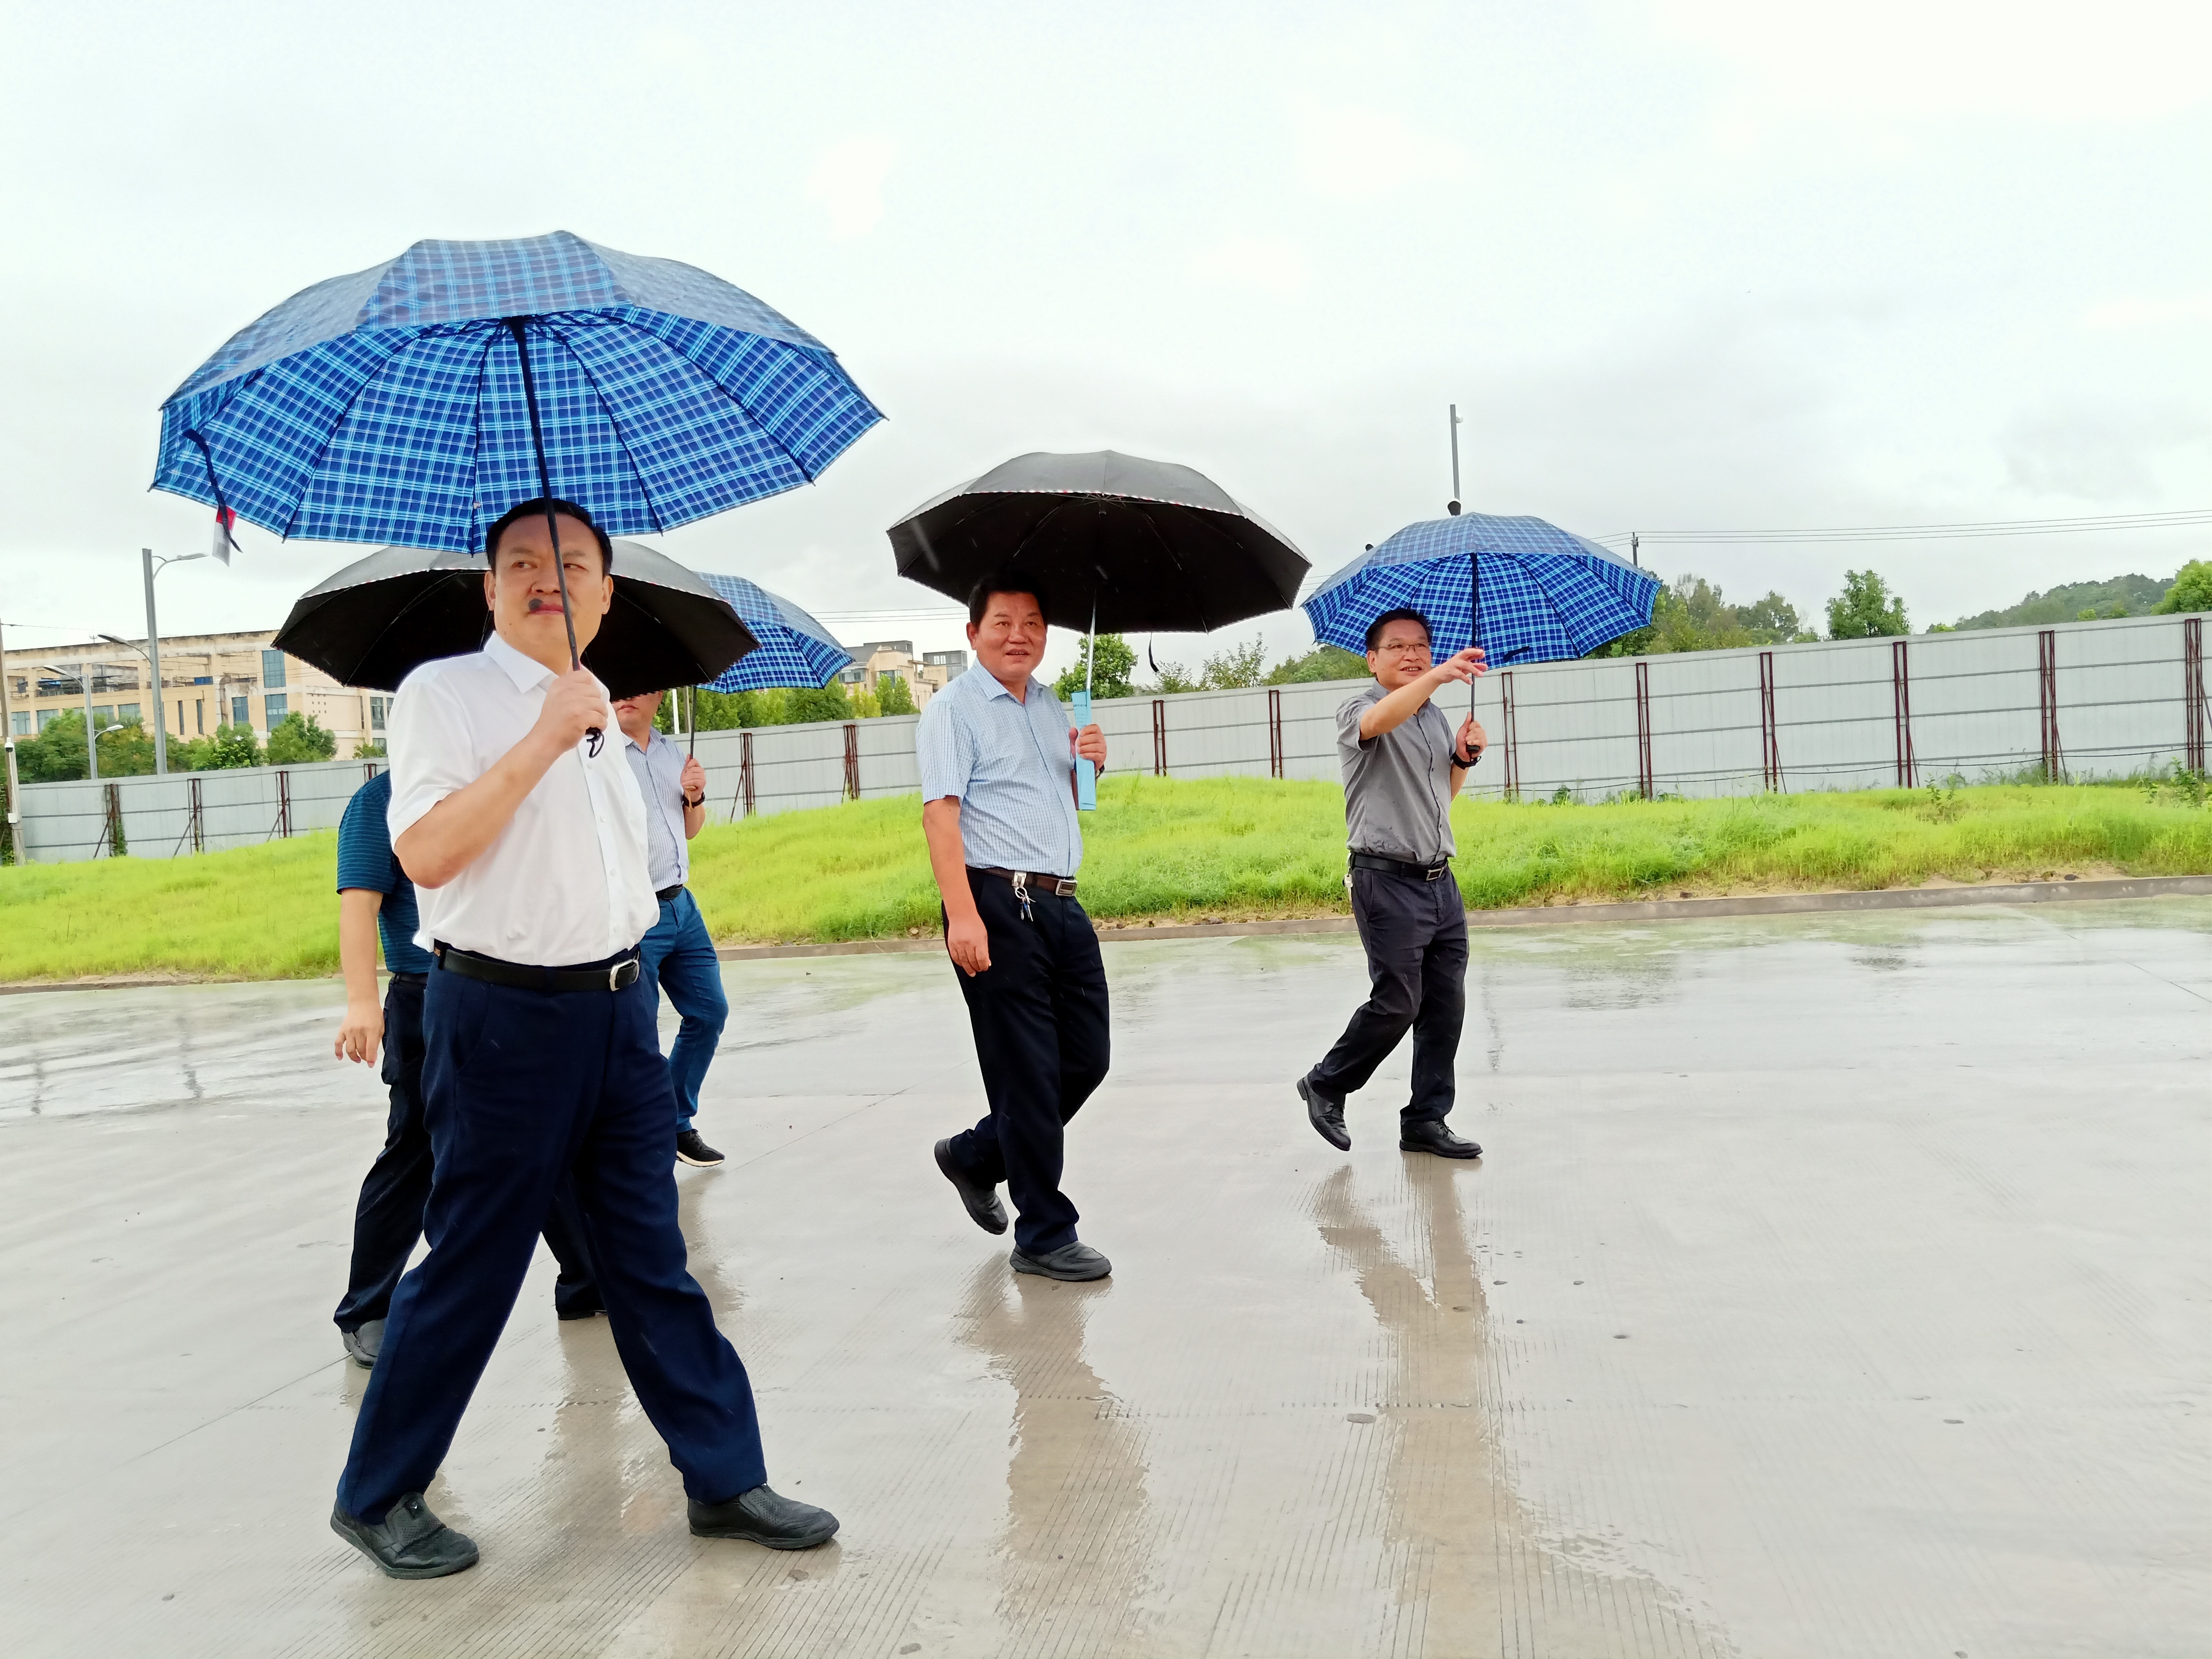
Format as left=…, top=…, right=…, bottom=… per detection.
left=4, top=776, right=2210, bottom=983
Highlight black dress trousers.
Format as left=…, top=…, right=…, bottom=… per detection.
left=332, top=975, right=600, bottom=1333
left=1307, top=865, right=1469, bottom=1123
left=336, top=962, right=766, bottom=1523
left=942, top=870, right=1111, bottom=1256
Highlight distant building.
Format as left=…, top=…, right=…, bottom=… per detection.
left=4, top=630, right=381, bottom=753
left=836, top=640, right=962, bottom=708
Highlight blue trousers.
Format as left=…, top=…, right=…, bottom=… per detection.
left=331, top=976, right=600, bottom=1329
left=637, top=888, right=728, bottom=1132
left=336, top=958, right=766, bottom=1523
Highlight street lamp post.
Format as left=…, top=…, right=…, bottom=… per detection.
left=40, top=662, right=121, bottom=784
left=140, top=547, right=208, bottom=777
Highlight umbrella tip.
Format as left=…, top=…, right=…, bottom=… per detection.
left=1446, top=500, right=1462, bottom=516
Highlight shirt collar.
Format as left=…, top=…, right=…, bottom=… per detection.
left=974, top=667, right=1039, bottom=703
left=483, top=630, right=559, bottom=694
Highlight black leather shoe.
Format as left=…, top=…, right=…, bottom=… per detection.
left=675, top=1130, right=725, bottom=1167
left=330, top=1492, right=479, bottom=1579
left=1400, top=1118, right=1482, bottom=1159
left=934, top=1139, right=1008, bottom=1234
left=1299, top=1076, right=1350, bottom=1151
left=688, top=1484, right=840, bottom=1549
left=1010, top=1241, right=1112, bottom=1281
left=341, top=1318, right=384, bottom=1369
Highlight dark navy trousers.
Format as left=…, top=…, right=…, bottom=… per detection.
left=941, top=871, right=1111, bottom=1257
left=331, top=976, right=600, bottom=1331
left=1308, top=866, right=1468, bottom=1123
left=336, top=960, right=767, bottom=1523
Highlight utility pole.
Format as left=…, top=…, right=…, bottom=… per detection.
left=0, top=616, right=18, bottom=864
left=1447, top=404, right=1463, bottom=510
left=139, top=546, right=208, bottom=775
left=1631, top=532, right=1640, bottom=568
left=41, top=661, right=102, bottom=782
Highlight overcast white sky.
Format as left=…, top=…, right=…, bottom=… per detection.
left=2, top=0, right=2208, bottom=675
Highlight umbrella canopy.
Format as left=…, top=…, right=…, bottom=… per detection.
left=886, top=450, right=1306, bottom=633
left=1302, top=512, right=1659, bottom=665
left=696, top=574, right=852, bottom=691
left=153, top=230, right=882, bottom=555
left=272, top=540, right=758, bottom=699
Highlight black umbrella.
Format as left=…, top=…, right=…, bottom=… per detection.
left=273, top=540, right=758, bottom=699
left=886, top=450, right=1307, bottom=633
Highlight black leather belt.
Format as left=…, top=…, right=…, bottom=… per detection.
left=972, top=866, right=1078, bottom=899
left=1350, top=852, right=1452, bottom=882
left=433, top=942, right=642, bottom=993
left=655, top=882, right=685, bottom=903
left=387, top=971, right=427, bottom=987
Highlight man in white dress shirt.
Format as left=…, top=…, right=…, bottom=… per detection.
left=330, top=498, right=837, bottom=1579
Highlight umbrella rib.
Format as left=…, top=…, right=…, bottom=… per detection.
left=274, top=328, right=427, bottom=542
left=543, top=317, right=669, bottom=535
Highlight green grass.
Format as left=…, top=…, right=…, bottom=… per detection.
left=7, top=777, right=2212, bottom=982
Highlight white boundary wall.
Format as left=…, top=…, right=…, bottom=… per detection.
left=8, top=613, right=2199, bottom=862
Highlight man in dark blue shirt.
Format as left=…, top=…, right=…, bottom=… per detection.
left=331, top=769, right=599, bottom=1365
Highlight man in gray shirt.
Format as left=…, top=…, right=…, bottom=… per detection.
left=1297, top=607, right=1488, bottom=1159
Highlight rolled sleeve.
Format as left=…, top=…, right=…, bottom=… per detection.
left=385, top=672, right=474, bottom=842
left=915, top=698, right=974, bottom=803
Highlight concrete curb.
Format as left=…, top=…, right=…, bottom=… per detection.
left=9, top=875, right=2209, bottom=992
left=709, top=873, right=2212, bottom=962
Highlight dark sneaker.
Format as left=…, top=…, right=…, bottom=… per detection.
left=688, top=1484, right=840, bottom=1549
left=934, top=1139, right=1009, bottom=1234
left=1399, top=1118, right=1482, bottom=1159
left=1298, top=1076, right=1350, bottom=1151
left=675, top=1130, right=725, bottom=1167
left=341, top=1318, right=385, bottom=1369
left=1010, top=1241, right=1113, bottom=1281
left=330, top=1492, right=479, bottom=1579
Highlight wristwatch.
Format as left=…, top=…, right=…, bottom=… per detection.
left=1450, top=744, right=1483, bottom=769
left=683, top=792, right=706, bottom=808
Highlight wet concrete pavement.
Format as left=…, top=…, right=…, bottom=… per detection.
left=2, top=901, right=2206, bottom=1658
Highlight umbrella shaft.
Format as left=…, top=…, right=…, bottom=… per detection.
left=507, top=317, right=583, bottom=673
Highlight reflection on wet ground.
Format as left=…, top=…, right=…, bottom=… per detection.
left=2, top=900, right=2208, bottom=1657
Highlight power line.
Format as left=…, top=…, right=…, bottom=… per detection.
left=1594, top=507, right=2212, bottom=548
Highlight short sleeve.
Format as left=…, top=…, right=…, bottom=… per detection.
left=915, top=693, right=976, bottom=803
left=385, top=668, right=475, bottom=842
left=1337, top=692, right=1376, bottom=757
left=335, top=779, right=398, bottom=895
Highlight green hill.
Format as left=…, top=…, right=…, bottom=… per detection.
left=1953, top=573, right=2173, bottom=630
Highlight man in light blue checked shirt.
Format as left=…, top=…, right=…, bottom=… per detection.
left=917, top=575, right=1114, bottom=1282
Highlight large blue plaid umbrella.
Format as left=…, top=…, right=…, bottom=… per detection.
left=153, top=231, right=882, bottom=555
left=1302, top=511, right=1659, bottom=666
left=696, top=572, right=852, bottom=691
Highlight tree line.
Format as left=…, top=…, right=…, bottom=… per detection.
left=10, top=709, right=348, bottom=783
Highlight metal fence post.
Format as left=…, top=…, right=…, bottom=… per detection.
left=104, top=782, right=126, bottom=857
left=1151, top=699, right=1167, bottom=777
left=189, top=775, right=204, bottom=854
left=739, top=729, right=756, bottom=817
left=274, top=768, right=293, bottom=839
left=1758, top=650, right=1782, bottom=792
left=1500, top=671, right=1519, bottom=798
left=1891, top=640, right=1917, bottom=787
left=1634, top=661, right=1654, bottom=798
left=2185, top=618, right=2205, bottom=774
left=842, top=723, right=860, bottom=801
left=2038, top=629, right=2064, bottom=781
left=1266, top=687, right=1284, bottom=779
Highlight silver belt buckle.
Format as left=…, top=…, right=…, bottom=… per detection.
left=1425, top=864, right=1443, bottom=881
left=1054, top=878, right=1077, bottom=898
left=610, top=958, right=638, bottom=990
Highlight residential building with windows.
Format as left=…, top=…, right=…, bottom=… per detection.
left=3, top=630, right=382, bottom=753
left=835, top=641, right=964, bottom=708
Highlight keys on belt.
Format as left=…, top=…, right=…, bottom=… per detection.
left=971, top=866, right=1077, bottom=923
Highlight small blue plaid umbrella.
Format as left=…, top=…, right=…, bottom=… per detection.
left=695, top=572, right=852, bottom=691
left=1302, top=511, right=1658, bottom=667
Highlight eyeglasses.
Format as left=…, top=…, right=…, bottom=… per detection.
left=1371, top=641, right=1431, bottom=657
